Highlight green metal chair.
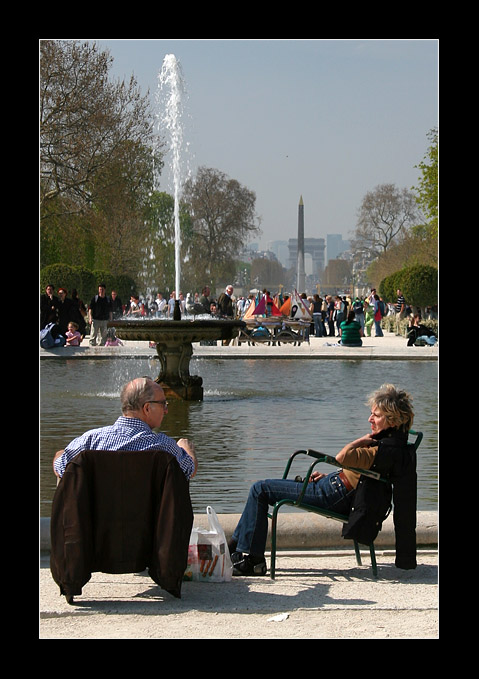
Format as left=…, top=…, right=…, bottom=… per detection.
left=268, top=430, right=423, bottom=579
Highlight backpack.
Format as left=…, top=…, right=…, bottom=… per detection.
left=379, top=300, right=386, bottom=317
left=40, top=323, right=56, bottom=348
left=40, top=323, right=65, bottom=348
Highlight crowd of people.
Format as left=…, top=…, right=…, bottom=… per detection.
left=39, top=282, right=240, bottom=348
left=40, top=281, right=436, bottom=348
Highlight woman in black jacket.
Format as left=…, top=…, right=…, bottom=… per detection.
left=229, top=384, right=415, bottom=575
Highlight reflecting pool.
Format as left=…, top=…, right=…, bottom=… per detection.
left=40, top=357, right=438, bottom=515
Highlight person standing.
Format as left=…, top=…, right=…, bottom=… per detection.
left=364, top=300, right=374, bottom=337
left=199, top=287, right=212, bottom=314
left=395, top=289, right=406, bottom=336
left=217, top=285, right=234, bottom=345
left=88, top=283, right=112, bottom=346
left=352, top=297, right=365, bottom=333
left=57, top=288, right=76, bottom=337
left=310, top=294, right=324, bottom=337
left=326, top=295, right=335, bottom=336
left=40, top=284, right=59, bottom=329
left=155, top=293, right=167, bottom=317
left=110, top=290, right=124, bottom=319
left=373, top=294, right=384, bottom=337
left=334, top=296, right=345, bottom=336
left=217, top=285, right=234, bottom=318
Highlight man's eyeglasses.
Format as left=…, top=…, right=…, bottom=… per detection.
left=144, top=400, right=168, bottom=409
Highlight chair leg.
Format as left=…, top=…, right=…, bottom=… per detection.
left=353, top=540, right=362, bottom=566
left=270, top=509, right=278, bottom=579
left=369, top=544, right=378, bottom=578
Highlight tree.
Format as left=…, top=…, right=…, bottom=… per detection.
left=182, top=167, right=261, bottom=288
left=352, top=184, right=421, bottom=257
left=139, top=191, right=193, bottom=294
left=412, top=127, right=438, bottom=238
left=379, top=265, right=437, bottom=313
left=250, top=257, right=285, bottom=290
left=40, top=40, right=154, bottom=219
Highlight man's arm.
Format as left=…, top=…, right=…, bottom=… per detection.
left=53, top=449, right=64, bottom=477
left=178, top=438, right=197, bottom=478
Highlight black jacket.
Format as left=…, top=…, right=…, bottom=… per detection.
left=342, top=428, right=417, bottom=569
left=50, top=449, right=193, bottom=598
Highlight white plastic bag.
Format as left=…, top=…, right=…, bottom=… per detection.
left=184, top=506, right=233, bottom=582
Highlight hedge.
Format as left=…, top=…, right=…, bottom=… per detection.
left=379, top=264, right=437, bottom=310
left=40, top=264, right=137, bottom=304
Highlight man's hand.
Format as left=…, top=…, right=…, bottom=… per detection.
left=178, top=438, right=197, bottom=478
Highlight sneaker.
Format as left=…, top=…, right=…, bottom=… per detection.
left=231, top=552, right=267, bottom=576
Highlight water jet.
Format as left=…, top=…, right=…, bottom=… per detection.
left=110, top=54, right=245, bottom=399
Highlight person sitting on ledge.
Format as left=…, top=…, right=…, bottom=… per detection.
left=407, top=314, right=437, bottom=346
left=53, top=377, right=197, bottom=480
left=228, top=383, right=414, bottom=576
left=339, top=310, right=364, bottom=347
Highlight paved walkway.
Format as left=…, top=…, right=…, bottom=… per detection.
left=40, top=549, right=438, bottom=639
left=40, top=511, right=438, bottom=639
left=40, top=329, right=438, bottom=361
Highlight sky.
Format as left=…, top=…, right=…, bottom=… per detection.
left=89, top=39, right=438, bottom=252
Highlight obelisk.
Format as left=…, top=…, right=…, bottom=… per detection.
left=297, top=195, right=305, bottom=292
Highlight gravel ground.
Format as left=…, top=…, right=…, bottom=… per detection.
left=40, top=549, right=438, bottom=639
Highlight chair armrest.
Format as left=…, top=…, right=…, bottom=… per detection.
left=306, top=449, right=382, bottom=481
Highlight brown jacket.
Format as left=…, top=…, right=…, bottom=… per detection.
left=50, top=449, right=193, bottom=599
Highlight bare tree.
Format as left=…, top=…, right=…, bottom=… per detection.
left=352, top=183, right=421, bottom=256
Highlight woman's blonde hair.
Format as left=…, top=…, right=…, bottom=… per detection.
left=367, top=383, right=414, bottom=432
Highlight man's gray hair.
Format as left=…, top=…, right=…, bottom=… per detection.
left=120, top=377, right=158, bottom=414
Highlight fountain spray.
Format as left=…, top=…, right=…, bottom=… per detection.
left=157, top=54, right=188, bottom=317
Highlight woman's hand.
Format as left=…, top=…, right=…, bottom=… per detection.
left=309, top=471, right=326, bottom=483
left=350, top=434, right=376, bottom=448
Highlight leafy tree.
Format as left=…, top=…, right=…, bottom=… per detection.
left=40, top=40, right=160, bottom=279
left=379, top=264, right=437, bottom=313
left=139, top=191, right=193, bottom=295
left=40, top=263, right=137, bottom=302
left=412, top=127, right=438, bottom=238
left=40, top=40, right=153, bottom=218
left=182, top=167, right=261, bottom=289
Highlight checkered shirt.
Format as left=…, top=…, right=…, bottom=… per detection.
left=54, top=416, right=194, bottom=479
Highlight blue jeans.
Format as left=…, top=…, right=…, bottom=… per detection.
left=313, top=313, right=323, bottom=337
left=231, top=471, right=355, bottom=557
left=374, top=319, right=383, bottom=336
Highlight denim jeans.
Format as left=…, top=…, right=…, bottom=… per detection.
left=313, top=313, right=323, bottom=337
left=374, top=319, right=384, bottom=336
left=231, top=471, right=355, bottom=557
left=355, top=313, right=365, bottom=332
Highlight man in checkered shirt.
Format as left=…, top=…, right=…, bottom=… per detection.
left=53, top=377, right=197, bottom=480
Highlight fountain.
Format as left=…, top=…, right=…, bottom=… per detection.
left=110, top=55, right=244, bottom=400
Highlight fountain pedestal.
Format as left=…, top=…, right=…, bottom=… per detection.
left=109, top=319, right=245, bottom=400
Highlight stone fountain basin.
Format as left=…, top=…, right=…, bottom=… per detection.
left=109, top=318, right=245, bottom=343
left=108, top=318, right=246, bottom=400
